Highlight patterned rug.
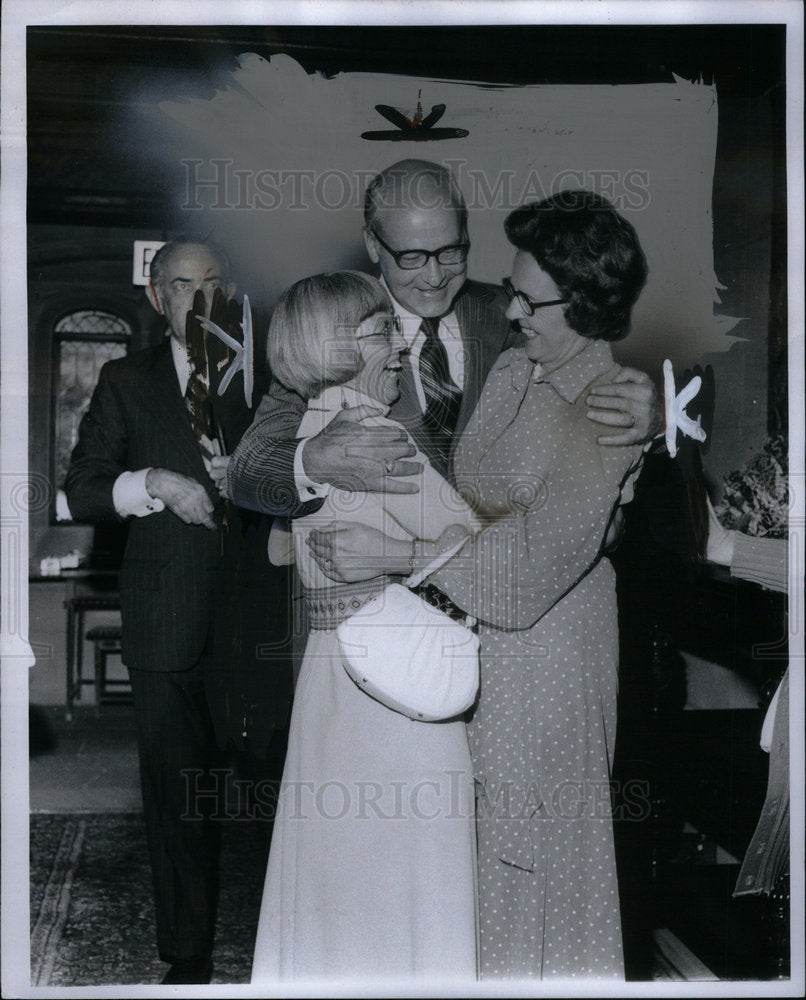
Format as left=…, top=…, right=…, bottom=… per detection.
left=29, top=814, right=726, bottom=986
left=29, top=812, right=272, bottom=987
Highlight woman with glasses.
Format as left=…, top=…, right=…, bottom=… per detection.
left=251, top=271, right=480, bottom=985
left=310, top=192, right=649, bottom=979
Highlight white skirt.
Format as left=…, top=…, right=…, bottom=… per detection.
left=251, top=628, right=478, bottom=986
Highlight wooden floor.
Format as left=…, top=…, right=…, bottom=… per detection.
left=29, top=703, right=140, bottom=812
left=651, top=928, right=719, bottom=981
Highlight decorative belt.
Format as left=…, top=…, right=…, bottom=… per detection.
left=305, top=577, right=471, bottom=631
left=411, top=581, right=471, bottom=625
left=305, top=576, right=396, bottom=631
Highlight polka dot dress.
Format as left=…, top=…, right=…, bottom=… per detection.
left=434, top=341, right=643, bottom=979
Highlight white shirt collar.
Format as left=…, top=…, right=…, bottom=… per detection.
left=379, top=277, right=419, bottom=347
left=379, top=277, right=458, bottom=347
left=169, top=335, right=193, bottom=394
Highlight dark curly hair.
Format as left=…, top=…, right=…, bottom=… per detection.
left=504, top=190, right=647, bottom=341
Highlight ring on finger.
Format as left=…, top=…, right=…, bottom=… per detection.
left=384, top=459, right=395, bottom=474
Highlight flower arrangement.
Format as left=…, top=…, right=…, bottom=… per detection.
left=715, top=435, right=788, bottom=538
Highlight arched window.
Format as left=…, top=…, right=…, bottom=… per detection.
left=53, top=310, right=131, bottom=506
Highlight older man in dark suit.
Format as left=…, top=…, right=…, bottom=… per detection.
left=64, top=237, right=290, bottom=985
left=228, top=159, right=658, bottom=515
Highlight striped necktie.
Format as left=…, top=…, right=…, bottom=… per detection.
left=418, top=316, right=462, bottom=442
left=184, top=362, right=216, bottom=459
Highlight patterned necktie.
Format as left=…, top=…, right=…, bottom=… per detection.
left=418, top=316, right=462, bottom=441
left=184, top=361, right=215, bottom=459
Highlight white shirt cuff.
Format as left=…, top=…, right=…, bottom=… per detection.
left=295, top=439, right=330, bottom=502
left=113, top=469, right=165, bottom=518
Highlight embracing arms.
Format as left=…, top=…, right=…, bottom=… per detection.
left=586, top=367, right=663, bottom=444
left=229, top=366, right=660, bottom=520
left=308, top=432, right=643, bottom=631
left=226, top=377, right=422, bottom=516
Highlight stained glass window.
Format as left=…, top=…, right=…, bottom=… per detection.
left=55, top=310, right=131, bottom=337
left=53, top=311, right=130, bottom=504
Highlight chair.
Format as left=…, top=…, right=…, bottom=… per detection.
left=63, top=573, right=130, bottom=719
left=84, top=624, right=131, bottom=716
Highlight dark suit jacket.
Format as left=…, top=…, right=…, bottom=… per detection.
left=228, top=279, right=519, bottom=516
left=65, top=339, right=264, bottom=674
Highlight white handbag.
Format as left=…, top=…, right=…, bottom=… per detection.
left=336, top=583, right=479, bottom=722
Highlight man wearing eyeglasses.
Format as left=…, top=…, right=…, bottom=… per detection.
left=228, top=159, right=659, bottom=513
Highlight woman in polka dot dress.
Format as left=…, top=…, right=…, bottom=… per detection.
left=312, top=191, right=648, bottom=979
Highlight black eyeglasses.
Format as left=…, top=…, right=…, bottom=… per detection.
left=355, top=314, right=402, bottom=342
left=502, top=277, right=567, bottom=316
left=372, top=230, right=469, bottom=270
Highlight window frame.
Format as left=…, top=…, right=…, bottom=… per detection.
left=51, top=308, right=132, bottom=523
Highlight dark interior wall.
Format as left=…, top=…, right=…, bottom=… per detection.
left=703, top=80, right=786, bottom=494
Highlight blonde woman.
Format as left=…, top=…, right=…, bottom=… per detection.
left=251, top=272, right=479, bottom=985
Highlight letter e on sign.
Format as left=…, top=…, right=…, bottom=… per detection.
left=132, top=240, right=166, bottom=286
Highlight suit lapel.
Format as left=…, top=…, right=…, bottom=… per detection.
left=453, top=284, right=511, bottom=438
